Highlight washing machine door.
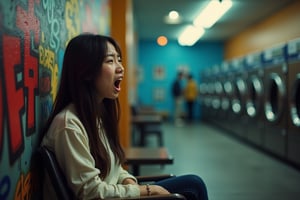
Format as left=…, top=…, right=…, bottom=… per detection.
left=265, top=72, right=286, bottom=122
left=199, top=83, right=207, bottom=95
left=290, top=74, right=300, bottom=127
left=246, top=75, right=263, bottom=118
left=204, top=82, right=214, bottom=108
left=232, top=78, right=247, bottom=114
left=221, top=81, right=230, bottom=111
left=212, top=81, right=222, bottom=109
left=224, top=80, right=233, bottom=111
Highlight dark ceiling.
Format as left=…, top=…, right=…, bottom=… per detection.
left=132, top=0, right=294, bottom=42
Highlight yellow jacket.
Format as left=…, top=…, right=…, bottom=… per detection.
left=184, top=79, right=198, bottom=101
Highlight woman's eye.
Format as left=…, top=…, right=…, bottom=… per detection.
left=117, top=56, right=122, bottom=63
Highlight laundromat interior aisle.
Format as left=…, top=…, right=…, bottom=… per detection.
left=136, top=122, right=300, bottom=200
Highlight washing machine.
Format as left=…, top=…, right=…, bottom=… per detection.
left=228, top=57, right=248, bottom=138
left=222, top=60, right=240, bottom=133
left=244, top=52, right=265, bottom=146
left=218, top=61, right=232, bottom=130
left=200, top=67, right=214, bottom=122
left=286, top=38, right=300, bottom=166
left=199, top=70, right=208, bottom=119
left=203, top=65, right=218, bottom=124
left=210, top=65, right=224, bottom=126
left=262, top=44, right=288, bottom=157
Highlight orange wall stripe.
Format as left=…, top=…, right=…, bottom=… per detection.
left=225, top=1, right=300, bottom=59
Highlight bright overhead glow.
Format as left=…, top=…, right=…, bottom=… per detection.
left=169, top=11, right=179, bottom=20
left=164, top=10, right=181, bottom=24
left=177, top=0, right=232, bottom=46
left=178, top=25, right=205, bottom=46
left=193, top=0, right=232, bottom=28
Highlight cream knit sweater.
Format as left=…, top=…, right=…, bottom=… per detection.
left=41, top=104, right=139, bottom=199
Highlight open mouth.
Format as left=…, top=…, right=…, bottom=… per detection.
left=114, top=80, right=121, bottom=90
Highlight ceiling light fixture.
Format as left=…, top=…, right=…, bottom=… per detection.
left=169, top=10, right=179, bottom=20
left=193, top=0, right=233, bottom=29
left=178, top=0, right=233, bottom=46
left=178, top=25, right=205, bottom=46
left=164, top=10, right=181, bottom=24
left=157, top=36, right=168, bottom=46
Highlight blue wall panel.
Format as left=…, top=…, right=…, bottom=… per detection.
left=137, top=40, right=224, bottom=120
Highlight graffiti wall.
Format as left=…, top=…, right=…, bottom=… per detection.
left=0, top=0, right=110, bottom=199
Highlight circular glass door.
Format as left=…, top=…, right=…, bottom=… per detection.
left=232, top=78, right=246, bottom=114
left=246, top=75, right=263, bottom=118
left=212, top=81, right=222, bottom=109
left=264, top=72, right=286, bottom=122
left=290, top=74, right=300, bottom=127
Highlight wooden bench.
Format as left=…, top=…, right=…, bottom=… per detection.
left=125, top=147, right=173, bottom=176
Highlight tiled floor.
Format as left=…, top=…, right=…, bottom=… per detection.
left=135, top=122, right=300, bottom=200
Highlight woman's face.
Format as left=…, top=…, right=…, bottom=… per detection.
left=95, top=42, right=124, bottom=100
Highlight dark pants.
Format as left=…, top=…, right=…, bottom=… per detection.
left=186, top=100, right=195, bottom=122
left=156, top=174, right=208, bottom=200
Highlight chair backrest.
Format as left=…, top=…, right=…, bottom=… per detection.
left=38, top=146, right=75, bottom=200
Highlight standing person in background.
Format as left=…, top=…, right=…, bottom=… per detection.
left=171, top=71, right=184, bottom=126
left=184, top=74, right=198, bottom=123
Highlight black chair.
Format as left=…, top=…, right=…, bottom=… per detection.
left=37, top=146, right=186, bottom=200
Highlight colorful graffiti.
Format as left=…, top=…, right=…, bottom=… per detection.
left=14, top=172, right=32, bottom=200
left=0, top=0, right=110, bottom=199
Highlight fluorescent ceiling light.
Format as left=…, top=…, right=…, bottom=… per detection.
left=178, top=25, right=205, bottom=46
left=193, top=0, right=232, bottom=28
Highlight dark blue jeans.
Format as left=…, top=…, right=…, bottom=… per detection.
left=156, top=174, right=208, bottom=200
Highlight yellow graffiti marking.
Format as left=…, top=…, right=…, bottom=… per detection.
left=14, top=172, right=32, bottom=200
left=51, top=62, right=59, bottom=99
left=65, top=0, right=81, bottom=46
left=39, top=45, right=55, bottom=69
left=41, top=32, right=45, bottom=43
left=39, top=45, right=59, bottom=100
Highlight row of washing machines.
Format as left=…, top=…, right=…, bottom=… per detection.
left=199, top=37, right=300, bottom=167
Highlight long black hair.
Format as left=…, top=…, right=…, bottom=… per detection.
left=40, top=33, right=125, bottom=179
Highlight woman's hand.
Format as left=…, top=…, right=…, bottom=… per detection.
left=122, top=178, right=170, bottom=196
left=139, top=184, right=170, bottom=196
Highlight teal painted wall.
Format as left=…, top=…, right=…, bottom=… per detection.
left=137, top=40, right=224, bottom=120
left=0, top=0, right=110, bottom=199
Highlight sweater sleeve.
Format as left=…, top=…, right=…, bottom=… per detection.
left=53, top=126, right=140, bottom=200
left=117, top=166, right=138, bottom=184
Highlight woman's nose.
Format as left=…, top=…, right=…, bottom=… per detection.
left=116, top=64, right=124, bottom=73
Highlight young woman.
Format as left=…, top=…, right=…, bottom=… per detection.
left=40, top=33, right=208, bottom=200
